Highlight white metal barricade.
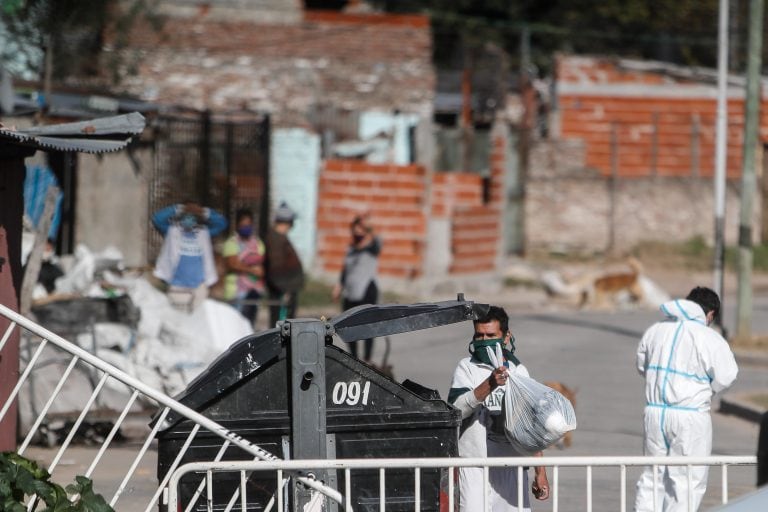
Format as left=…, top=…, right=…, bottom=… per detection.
left=167, top=455, right=757, bottom=512
left=0, top=304, right=347, bottom=511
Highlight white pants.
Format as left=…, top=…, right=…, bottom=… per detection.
left=635, top=407, right=712, bottom=512
left=460, top=440, right=530, bottom=512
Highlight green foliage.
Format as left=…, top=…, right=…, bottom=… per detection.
left=1, top=0, right=25, bottom=15
left=298, top=278, right=334, bottom=308
left=681, top=235, right=709, bottom=258
left=725, top=243, right=768, bottom=272
left=298, top=278, right=405, bottom=309
left=632, top=237, right=768, bottom=274
left=0, top=452, right=113, bottom=512
left=373, top=0, right=736, bottom=73
left=0, top=0, right=162, bottom=83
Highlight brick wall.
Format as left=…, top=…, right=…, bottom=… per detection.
left=109, top=10, right=434, bottom=120
left=431, top=172, right=483, bottom=218
left=316, top=131, right=508, bottom=281
left=444, top=134, right=506, bottom=274
left=556, top=54, right=768, bottom=179
left=316, top=160, right=427, bottom=279
left=526, top=138, right=762, bottom=253
left=449, top=206, right=500, bottom=273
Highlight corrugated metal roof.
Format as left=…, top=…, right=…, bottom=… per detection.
left=0, top=112, right=145, bottom=154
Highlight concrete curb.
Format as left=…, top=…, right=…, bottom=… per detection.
left=720, top=393, right=768, bottom=424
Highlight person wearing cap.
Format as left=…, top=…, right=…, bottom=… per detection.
left=264, top=201, right=304, bottom=326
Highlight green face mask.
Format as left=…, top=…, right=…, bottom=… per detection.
left=468, top=336, right=520, bottom=366
left=469, top=338, right=504, bottom=366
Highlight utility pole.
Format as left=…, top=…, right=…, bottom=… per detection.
left=736, top=0, right=763, bottom=339
left=713, top=0, right=729, bottom=335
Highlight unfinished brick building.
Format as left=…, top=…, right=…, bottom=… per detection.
left=526, top=54, right=767, bottom=254
left=97, top=0, right=515, bottom=290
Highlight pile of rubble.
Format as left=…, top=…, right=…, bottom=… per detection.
left=20, top=244, right=253, bottom=441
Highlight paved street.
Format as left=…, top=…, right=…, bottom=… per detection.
left=22, top=293, right=768, bottom=512
left=377, top=293, right=768, bottom=511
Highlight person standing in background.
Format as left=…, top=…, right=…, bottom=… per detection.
left=152, top=201, right=227, bottom=311
left=634, top=287, right=738, bottom=512
left=223, top=207, right=265, bottom=327
left=264, top=202, right=304, bottom=327
left=332, top=213, right=381, bottom=363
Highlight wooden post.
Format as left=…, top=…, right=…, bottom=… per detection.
left=0, top=143, right=33, bottom=450
left=20, top=186, right=59, bottom=316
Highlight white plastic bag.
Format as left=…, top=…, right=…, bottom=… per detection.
left=502, top=373, right=577, bottom=454
left=482, top=343, right=577, bottom=454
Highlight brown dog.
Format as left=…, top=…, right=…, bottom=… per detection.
left=580, top=257, right=645, bottom=310
left=544, top=381, right=577, bottom=448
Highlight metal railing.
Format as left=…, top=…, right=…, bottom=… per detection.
left=0, top=303, right=346, bottom=511
left=167, top=455, right=757, bottom=512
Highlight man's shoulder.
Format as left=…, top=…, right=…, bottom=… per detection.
left=453, top=356, right=484, bottom=374
left=691, top=322, right=728, bottom=343
left=454, top=356, right=473, bottom=369
left=644, top=319, right=676, bottom=336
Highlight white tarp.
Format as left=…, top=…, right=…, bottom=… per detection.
left=19, top=245, right=254, bottom=439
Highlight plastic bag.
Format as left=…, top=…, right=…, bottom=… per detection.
left=502, top=373, right=577, bottom=454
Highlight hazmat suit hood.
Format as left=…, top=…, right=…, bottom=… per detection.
left=637, top=298, right=738, bottom=412
left=659, top=299, right=707, bottom=325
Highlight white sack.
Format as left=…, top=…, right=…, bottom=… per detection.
left=502, top=373, right=577, bottom=455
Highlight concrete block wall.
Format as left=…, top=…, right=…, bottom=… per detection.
left=526, top=138, right=760, bottom=253
left=76, top=149, right=151, bottom=267
left=524, top=55, right=766, bottom=254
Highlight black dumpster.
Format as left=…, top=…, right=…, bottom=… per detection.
left=156, top=330, right=460, bottom=511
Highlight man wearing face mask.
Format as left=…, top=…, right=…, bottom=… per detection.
left=152, top=201, right=227, bottom=311
left=634, top=287, right=738, bottom=512
left=448, top=306, right=549, bottom=512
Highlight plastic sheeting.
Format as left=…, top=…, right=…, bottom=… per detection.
left=19, top=245, right=254, bottom=441
left=485, top=344, right=577, bottom=455
left=502, top=373, right=577, bottom=455
left=23, top=164, right=63, bottom=241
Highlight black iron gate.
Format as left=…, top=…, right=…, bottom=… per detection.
left=148, top=111, right=270, bottom=262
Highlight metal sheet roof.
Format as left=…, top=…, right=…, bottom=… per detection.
left=0, top=112, right=145, bottom=154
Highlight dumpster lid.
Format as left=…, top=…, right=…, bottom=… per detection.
left=331, top=299, right=489, bottom=342
left=155, top=298, right=489, bottom=430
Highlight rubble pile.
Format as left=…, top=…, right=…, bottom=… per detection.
left=20, top=244, right=253, bottom=441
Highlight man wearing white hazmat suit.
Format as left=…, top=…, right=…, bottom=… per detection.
left=634, top=287, right=738, bottom=512
left=448, top=306, right=549, bottom=512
